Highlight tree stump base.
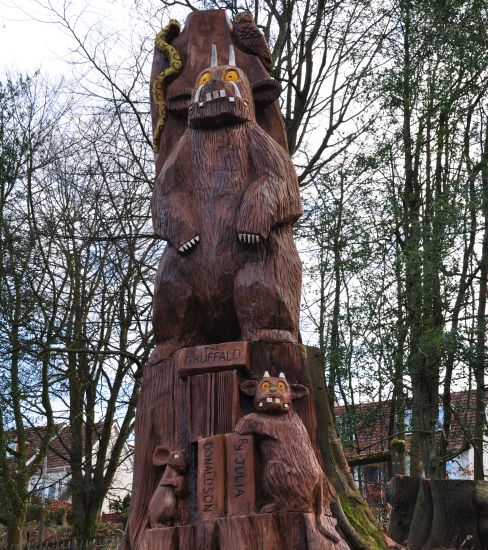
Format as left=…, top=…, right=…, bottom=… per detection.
left=387, top=475, right=488, bottom=549
left=124, top=342, right=352, bottom=549
left=141, top=512, right=344, bottom=550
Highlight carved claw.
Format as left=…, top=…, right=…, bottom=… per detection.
left=178, top=235, right=200, bottom=253
left=238, top=233, right=261, bottom=244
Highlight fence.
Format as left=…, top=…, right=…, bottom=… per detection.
left=369, top=503, right=390, bottom=531
left=20, top=534, right=123, bottom=550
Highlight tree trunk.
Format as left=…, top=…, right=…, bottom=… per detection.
left=474, top=123, right=488, bottom=480
left=6, top=508, right=26, bottom=550
left=307, top=346, right=387, bottom=550
left=386, top=475, right=419, bottom=546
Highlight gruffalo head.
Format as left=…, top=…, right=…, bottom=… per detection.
left=188, top=45, right=255, bottom=129
left=240, top=371, right=309, bottom=414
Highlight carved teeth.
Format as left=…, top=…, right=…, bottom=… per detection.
left=178, top=246, right=185, bottom=252
left=229, top=96, right=235, bottom=103
left=284, top=403, right=289, bottom=409
left=194, top=235, right=200, bottom=242
left=206, top=92, right=212, bottom=102
left=219, top=89, right=226, bottom=97
left=199, top=102, right=204, bottom=107
left=273, top=397, right=280, bottom=403
left=212, top=90, right=219, bottom=99
left=266, top=397, right=273, bottom=403
left=258, top=402, right=263, bottom=407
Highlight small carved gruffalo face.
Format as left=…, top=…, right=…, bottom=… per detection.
left=240, top=371, right=309, bottom=414
left=188, top=45, right=255, bottom=129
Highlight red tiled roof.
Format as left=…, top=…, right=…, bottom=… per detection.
left=334, top=390, right=483, bottom=458
left=8, top=421, right=107, bottom=471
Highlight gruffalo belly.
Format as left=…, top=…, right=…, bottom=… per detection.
left=151, top=63, right=302, bottom=350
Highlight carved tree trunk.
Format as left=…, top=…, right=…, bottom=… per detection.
left=121, top=9, right=381, bottom=550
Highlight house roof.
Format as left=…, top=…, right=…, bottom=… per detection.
left=8, top=421, right=107, bottom=470
left=334, top=390, right=483, bottom=459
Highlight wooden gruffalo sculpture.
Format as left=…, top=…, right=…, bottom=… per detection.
left=150, top=43, right=302, bottom=362
left=236, top=372, right=339, bottom=543
left=122, top=10, right=352, bottom=550
left=148, top=446, right=187, bottom=528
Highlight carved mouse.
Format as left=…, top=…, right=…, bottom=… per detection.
left=148, top=445, right=187, bottom=528
left=151, top=45, right=302, bottom=362
left=236, top=372, right=340, bottom=542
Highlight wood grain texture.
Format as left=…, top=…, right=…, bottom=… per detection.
left=225, top=433, right=255, bottom=515
left=152, top=64, right=302, bottom=346
left=197, top=435, right=226, bottom=519
left=148, top=447, right=188, bottom=528
left=236, top=374, right=341, bottom=545
left=232, top=12, right=272, bottom=71
left=150, top=10, right=286, bottom=177
left=142, top=512, right=347, bottom=550
left=189, top=370, right=239, bottom=441
left=177, top=341, right=249, bottom=377
left=121, top=9, right=350, bottom=549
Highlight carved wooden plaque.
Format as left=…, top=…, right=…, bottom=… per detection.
left=197, top=435, right=226, bottom=519
left=225, top=433, right=255, bottom=515
left=177, top=342, right=249, bottom=378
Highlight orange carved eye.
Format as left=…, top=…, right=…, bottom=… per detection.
left=243, top=13, right=253, bottom=21
left=260, top=381, right=270, bottom=391
left=224, top=69, right=239, bottom=82
left=277, top=381, right=286, bottom=391
left=197, top=71, right=211, bottom=86
left=235, top=14, right=242, bottom=22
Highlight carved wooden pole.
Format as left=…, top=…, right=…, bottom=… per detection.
left=121, top=10, right=351, bottom=549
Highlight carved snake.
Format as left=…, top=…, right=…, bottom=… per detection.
left=152, top=20, right=183, bottom=152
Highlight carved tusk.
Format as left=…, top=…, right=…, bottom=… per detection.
left=211, top=44, right=218, bottom=67
left=194, top=84, right=204, bottom=104
left=230, top=81, right=241, bottom=98
left=263, top=370, right=270, bottom=378
left=279, top=372, right=286, bottom=380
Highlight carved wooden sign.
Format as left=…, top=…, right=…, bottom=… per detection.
left=177, top=341, right=249, bottom=377
left=196, top=434, right=255, bottom=519
left=225, top=433, right=255, bottom=515
left=197, top=435, right=225, bottom=519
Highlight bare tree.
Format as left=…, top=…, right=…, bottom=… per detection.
left=0, top=72, right=71, bottom=550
